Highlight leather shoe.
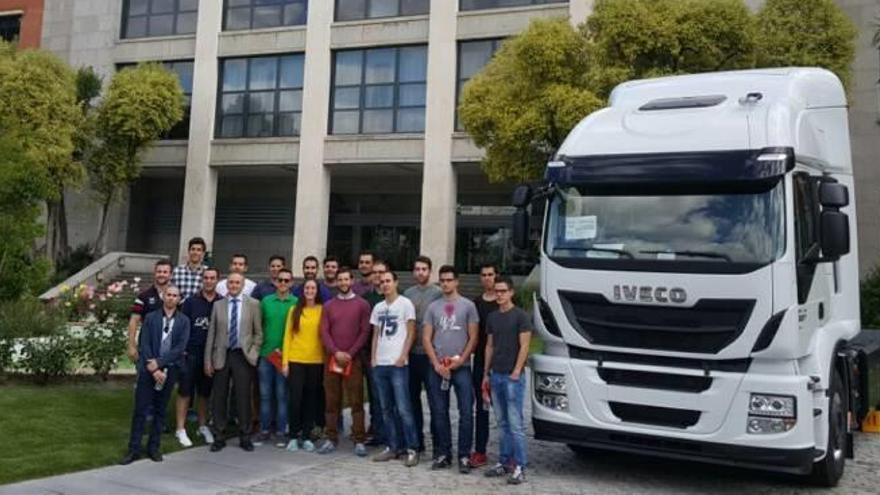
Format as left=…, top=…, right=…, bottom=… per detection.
left=240, top=439, right=255, bottom=452
left=148, top=451, right=163, bottom=462
left=119, top=452, right=140, bottom=465
left=210, top=440, right=226, bottom=452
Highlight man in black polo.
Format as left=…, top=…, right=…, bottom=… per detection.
left=175, top=267, right=223, bottom=447
left=127, top=259, right=173, bottom=363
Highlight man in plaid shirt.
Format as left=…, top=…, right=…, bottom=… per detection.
left=172, top=237, right=208, bottom=301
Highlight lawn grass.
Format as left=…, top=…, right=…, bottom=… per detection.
left=0, top=379, right=182, bottom=486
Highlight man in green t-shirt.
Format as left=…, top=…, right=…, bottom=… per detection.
left=258, top=268, right=298, bottom=447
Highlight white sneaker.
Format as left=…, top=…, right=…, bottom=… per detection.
left=175, top=429, right=193, bottom=447
left=197, top=425, right=214, bottom=445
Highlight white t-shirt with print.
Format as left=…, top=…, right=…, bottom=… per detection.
left=370, top=295, right=416, bottom=366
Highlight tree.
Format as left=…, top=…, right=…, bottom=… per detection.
left=0, top=42, right=82, bottom=265
left=0, top=134, right=52, bottom=300
left=459, top=19, right=604, bottom=183
left=459, top=0, right=856, bottom=183
left=755, top=0, right=856, bottom=90
left=584, top=0, right=757, bottom=97
left=86, top=63, right=183, bottom=255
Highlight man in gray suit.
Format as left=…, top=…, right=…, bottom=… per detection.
left=205, top=272, right=263, bottom=452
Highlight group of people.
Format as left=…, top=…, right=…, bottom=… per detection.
left=121, top=237, right=532, bottom=485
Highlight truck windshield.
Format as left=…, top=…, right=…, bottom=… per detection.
left=545, top=180, right=784, bottom=270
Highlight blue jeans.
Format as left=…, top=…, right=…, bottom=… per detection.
left=490, top=371, right=527, bottom=468
left=427, top=365, right=474, bottom=460
left=374, top=365, right=418, bottom=451
left=409, top=353, right=438, bottom=453
left=258, top=358, right=288, bottom=435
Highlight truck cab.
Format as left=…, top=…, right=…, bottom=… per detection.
left=513, top=68, right=859, bottom=485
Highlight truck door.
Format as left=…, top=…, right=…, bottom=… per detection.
left=793, top=171, right=832, bottom=336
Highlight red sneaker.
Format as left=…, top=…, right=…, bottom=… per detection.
left=469, top=452, right=488, bottom=468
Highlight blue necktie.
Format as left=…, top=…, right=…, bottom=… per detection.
left=230, top=299, right=239, bottom=349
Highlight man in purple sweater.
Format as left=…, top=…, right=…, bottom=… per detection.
left=317, top=267, right=371, bottom=456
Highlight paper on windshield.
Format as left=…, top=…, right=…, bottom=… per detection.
left=565, top=215, right=597, bottom=240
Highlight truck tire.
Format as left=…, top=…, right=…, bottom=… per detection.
left=810, top=365, right=847, bottom=487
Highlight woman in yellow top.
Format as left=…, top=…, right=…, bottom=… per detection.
left=282, top=279, right=325, bottom=452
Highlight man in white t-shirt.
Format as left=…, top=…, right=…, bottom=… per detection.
left=216, top=254, right=256, bottom=297
left=369, top=270, right=419, bottom=467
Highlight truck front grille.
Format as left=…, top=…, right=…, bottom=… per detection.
left=558, top=291, right=754, bottom=354
left=597, top=368, right=712, bottom=393
left=609, top=402, right=701, bottom=429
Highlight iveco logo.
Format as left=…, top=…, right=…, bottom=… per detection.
left=613, top=285, right=687, bottom=304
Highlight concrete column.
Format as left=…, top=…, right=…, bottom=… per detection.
left=291, top=0, right=333, bottom=274
left=569, top=0, right=594, bottom=26
left=178, top=0, right=222, bottom=259
left=418, top=0, right=458, bottom=270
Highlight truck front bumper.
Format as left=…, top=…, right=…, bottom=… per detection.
left=534, top=418, right=815, bottom=474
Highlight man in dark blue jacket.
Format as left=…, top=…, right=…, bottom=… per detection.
left=121, top=285, right=190, bottom=464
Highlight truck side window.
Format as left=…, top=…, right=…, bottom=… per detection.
left=793, top=172, right=820, bottom=303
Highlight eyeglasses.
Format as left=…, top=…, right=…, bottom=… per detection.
left=276, top=278, right=293, bottom=283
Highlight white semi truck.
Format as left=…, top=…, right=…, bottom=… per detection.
left=511, top=68, right=877, bottom=486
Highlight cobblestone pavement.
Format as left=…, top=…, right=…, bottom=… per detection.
left=223, top=402, right=880, bottom=495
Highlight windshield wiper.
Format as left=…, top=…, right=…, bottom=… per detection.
left=556, top=246, right=635, bottom=259
left=640, top=250, right=732, bottom=262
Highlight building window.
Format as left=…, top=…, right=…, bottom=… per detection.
left=217, top=54, right=305, bottom=138
left=0, top=14, right=21, bottom=43
left=118, top=61, right=194, bottom=139
left=224, top=0, right=308, bottom=31
left=330, top=45, right=427, bottom=134
left=335, top=0, right=429, bottom=22
left=456, top=39, right=502, bottom=130
left=459, top=0, right=567, bottom=11
left=122, top=0, right=198, bottom=39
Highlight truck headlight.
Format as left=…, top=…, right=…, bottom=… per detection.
left=749, top=394, right=796, bottom=418
left=747, top=393, right=796, bottom=434
left=535, top=373, right=567, bottom=394
left=536, top=391, right=569, bottom=411
left=534, top=372, right=568, bottom=411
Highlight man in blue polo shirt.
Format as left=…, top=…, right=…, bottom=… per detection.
left=252, top=255, right=286, bottom=301
left=293, top=256, right=333, bottom=301
left=175, top=268, right=223, bottom=447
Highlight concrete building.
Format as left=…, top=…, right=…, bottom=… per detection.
left=0, top=0, right=43, bottom=48
left=42, top=0, right=880, bottom=276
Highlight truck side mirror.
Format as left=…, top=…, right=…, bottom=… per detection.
left=819, top=182, right=849, bottom=208
left=512, top=184, right=532, bottom=208
left=820, top=211, right=849, bottom=261
left=512, top=209, right=530, bottom=250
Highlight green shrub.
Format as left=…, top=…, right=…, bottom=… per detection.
left=861, top=266, right=880, bottom=329
left=20, top=335, right=73, bottom=384
left=0, top=338, right=13, bottom=374
left=0, top=297, right=66, bottom=339
left=74, top=322, right=127, bottom=380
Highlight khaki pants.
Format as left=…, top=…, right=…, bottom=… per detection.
left=324, top=357, right=366, bottom=444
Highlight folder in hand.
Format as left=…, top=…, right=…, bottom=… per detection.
left=328, top=355, right=352, bottom=377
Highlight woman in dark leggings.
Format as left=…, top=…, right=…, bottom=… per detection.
left=283, top=279, right=325, bottom=451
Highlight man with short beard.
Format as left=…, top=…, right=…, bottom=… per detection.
left=316, top=267, right=371, bottom=456
left=293, top=256, right=333, bottom=301
left=127, top=259, right=174, bottom=362
left=352, top=251, right=375, bottom=296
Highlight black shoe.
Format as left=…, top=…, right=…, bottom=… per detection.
left=240, top=439, right=255, bottom=452
left=364, top=437, right=382, bottom=447
left=458, top=457, right=471, bottom=474
left=148, top=451, right=163, bottom=462
left=431, top=455, right=451, bottom=470
left=210, top=440, right=226, bottom=452
left=119, top=452, right=140, bottom=465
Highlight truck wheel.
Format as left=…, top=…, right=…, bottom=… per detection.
left=810, top=365, right=847, bottom=487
